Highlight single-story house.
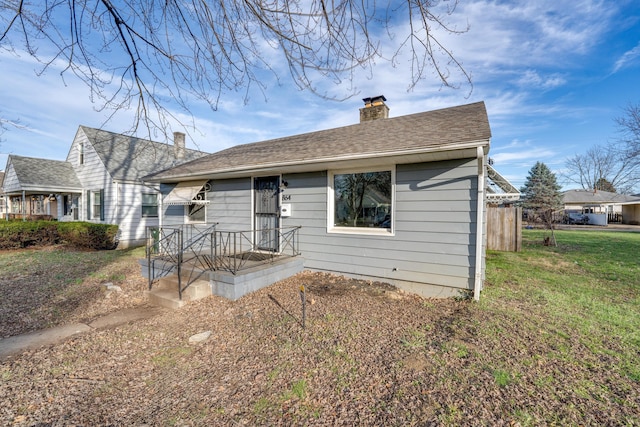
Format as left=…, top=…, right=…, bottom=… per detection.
left=144, top=97, right=492, bottom=299
left=621, top=200, right=640, bottom=225
left=562, top=189, right=640, bottom=224
left=1, top=126, right=207, bottom=247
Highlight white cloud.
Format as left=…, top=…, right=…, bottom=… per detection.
left=433, top=0, right=615, bottom=74
left=491, top=147, right=557, bottom=165
left=0, top=0, right=633, bottom=190
left=612, top=42, right=640, bottom=73
left=515, top=70, right=566, bottom=89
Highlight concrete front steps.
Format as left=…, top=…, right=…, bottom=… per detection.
left=146, top=274, right=211, bottom=309
left=142, top=256, right=305, bottom=309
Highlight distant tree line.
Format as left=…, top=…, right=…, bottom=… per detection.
left=564, top=103, right=640, bottom=194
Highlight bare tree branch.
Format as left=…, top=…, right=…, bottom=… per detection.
left=0, top=0, right=472, bottom=138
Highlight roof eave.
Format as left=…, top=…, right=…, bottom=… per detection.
left=3, top=185, right=84, bottom=194
left=145, top=139, right=490, bottom=183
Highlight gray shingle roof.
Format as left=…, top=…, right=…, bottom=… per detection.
left=80, top=126, right=207, bottom=181
left=145, top=101, right=491, bottom=181
left=8, top=155, right=82, bottom=190
left=562, top=189, right=640, bottom=204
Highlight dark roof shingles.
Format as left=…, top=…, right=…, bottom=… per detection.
left=147, top=101, right=491, bottom=180
left=9, top=156, right=82, bottom=189
left=80, top=126, right=207, bottom=181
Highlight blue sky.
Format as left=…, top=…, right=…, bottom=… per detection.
left=1, top=0, right=639, bottom=191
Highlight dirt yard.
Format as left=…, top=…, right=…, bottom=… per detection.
left=1, top=247, right=638, bottom=426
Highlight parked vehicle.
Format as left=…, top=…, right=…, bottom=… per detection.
left=565, top=212, right=589, bottom=225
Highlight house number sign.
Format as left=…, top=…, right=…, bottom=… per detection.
left=282, top=194, right=291, bottom=201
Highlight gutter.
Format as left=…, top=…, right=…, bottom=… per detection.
left=474, top=146, right=485, bottom=301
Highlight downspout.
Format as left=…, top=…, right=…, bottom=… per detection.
left=474, top=146, right=485, bottom=301
left=114, top=182, right=119, bottom=225
left=22, top=190, right=26, bottom=222
left=158, top=188, right=163, bottom=230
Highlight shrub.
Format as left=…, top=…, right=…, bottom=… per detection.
left=0, top=220, right=119, bottom=250
left=0, top=220, right=59, bottom=249
left=57, top=222, right=119, bottom=250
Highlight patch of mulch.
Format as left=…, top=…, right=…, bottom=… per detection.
left=1, top=257, right=638, bottom=426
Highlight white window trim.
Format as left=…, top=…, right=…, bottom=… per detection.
left=91, top=190, right=102, bottom=220
left=78, top=142, right=84, bottom=165
left=327, top=166, right=395, bottom=236
left=141, top=192, right=159, bottom=218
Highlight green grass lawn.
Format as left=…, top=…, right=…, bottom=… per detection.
left=1, top=231, right=639, bottom=425
left=479, top=229, right=640, bottom=423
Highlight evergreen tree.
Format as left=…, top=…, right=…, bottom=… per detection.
left=520, top=162, right=563, bottom=245
left=595, top=177, right=616, bottom=193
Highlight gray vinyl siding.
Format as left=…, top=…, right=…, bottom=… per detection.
left=207, top=178, right=252, bottom=231
left=284, top=158, right=479, bottom=293
left=162, top=183, right=186, bottom=227
left=156, top=158, right=481, bottom=295
left=161, top=179, right=252, bottom=230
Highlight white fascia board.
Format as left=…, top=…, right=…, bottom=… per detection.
left=6, top=185, right=83, bottom=194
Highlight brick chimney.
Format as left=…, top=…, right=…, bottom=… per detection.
left=174, top=131, right=185, bottom=160
left=360, top=95, right=389, bottom=123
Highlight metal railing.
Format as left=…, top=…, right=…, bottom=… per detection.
left=146, top=224, right=301, bottom=299
left=146, top=224, right=217, bottom=299
left=213, top=226, right=301, bottom=274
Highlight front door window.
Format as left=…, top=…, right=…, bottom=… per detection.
left=254, top=176, right=280, bottom=252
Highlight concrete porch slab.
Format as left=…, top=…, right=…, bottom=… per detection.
left=142, top=255, right=305, bottom=307
left=210, top=256, right=305, bottom=300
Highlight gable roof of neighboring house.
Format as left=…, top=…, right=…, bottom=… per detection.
left=562, top=189, right=640, bottom=205
left=78, top=126, right=207, bottom=182
left=145, top=101, right=491, bottom=182
left=4, top=155, right=82, bottom=193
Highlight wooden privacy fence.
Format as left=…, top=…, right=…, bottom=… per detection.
left=487, top=206, right=522, bottom=252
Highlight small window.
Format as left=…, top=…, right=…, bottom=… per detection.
left=186, top=188, right=206, bottom=223
left=79, top=142, right=84, bottom=165
left=141, top=193, right=158, bottom=217
left=92, top=190, right=103, bottom=220
left=31, top=195, right=45, bottom=215
left=330, top=169, right=393, bottom=234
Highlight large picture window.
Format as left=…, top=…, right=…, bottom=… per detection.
left=330, top=169, right=393, bottom=233
left=141, top=193, right=158, bottom=217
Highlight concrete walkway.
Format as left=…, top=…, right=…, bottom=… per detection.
left=0, top=306, right=165, bottom=361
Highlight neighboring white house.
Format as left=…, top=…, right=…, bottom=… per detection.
left=621, top=201, right=640, bottom=225
left=144, top=98, right=493, bottom=300
left=562, top=189, right=640, bottom=225
left=0, top=171, right=5, bottom=217
left=1, top=126, right=207, bottom=248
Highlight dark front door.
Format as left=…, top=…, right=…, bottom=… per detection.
left=254, top=176, right=280, bottom=252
